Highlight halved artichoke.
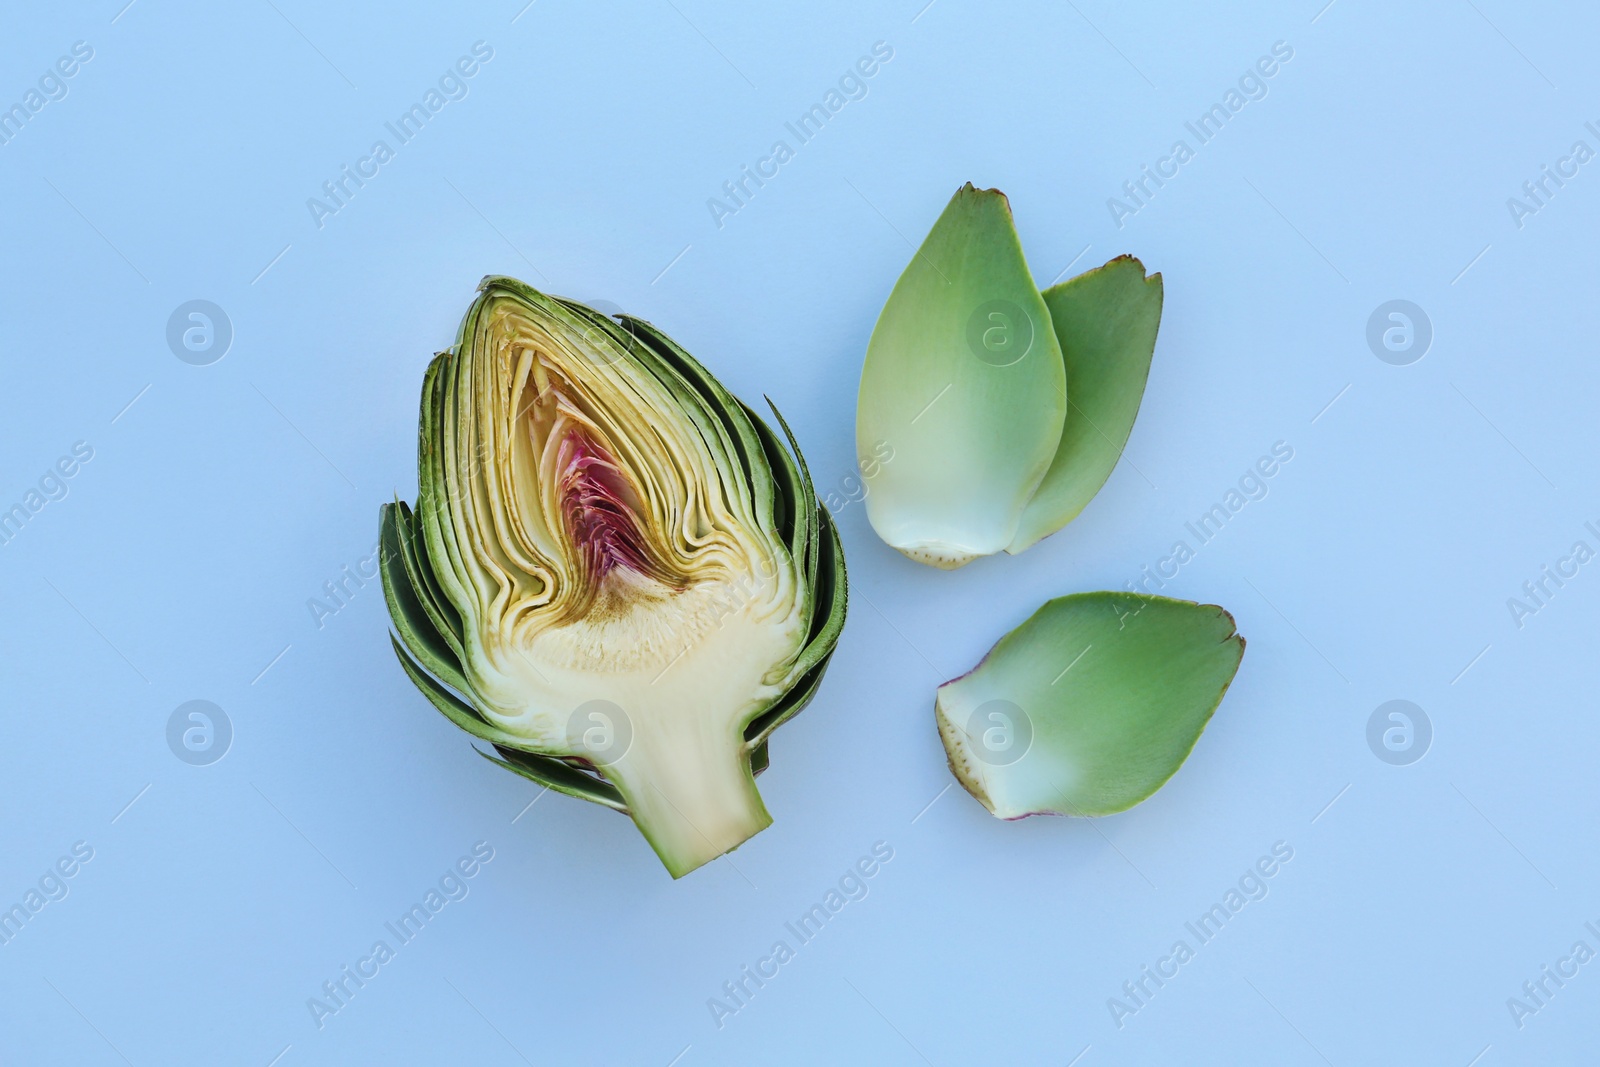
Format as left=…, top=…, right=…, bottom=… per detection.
left=381, top=277, right=846, bottom=877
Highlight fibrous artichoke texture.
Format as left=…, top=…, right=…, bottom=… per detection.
left=381, top=277, right=846, bottom=877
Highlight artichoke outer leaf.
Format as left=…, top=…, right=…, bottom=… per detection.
left=380, top=502, right=469, bottom=691
left=935, top=592, right=1244, bottom=819
left=857, top=183, right=1066, bottom=569
left=392, top=498, right=465, bottom=653
left=749, top=740, right=771, bottom=777
left=477, top=746, right=629, bottom=813
left=1007, top=256, right=1163, bottom=554
left=744, top=506, right=846, bottom=747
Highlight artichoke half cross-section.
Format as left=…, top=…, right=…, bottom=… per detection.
left=381, top=277, right=846, bottom=878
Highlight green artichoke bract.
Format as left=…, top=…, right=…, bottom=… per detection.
left=1010, top=257, right=1162, bottom=554
left=935, top=593, right=1243, bottom=819
left=856, top=184, right=1161, bottom=567
left=380, top=277, right=846, bottom=878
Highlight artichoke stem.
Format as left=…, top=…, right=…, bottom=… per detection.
left=606, top=727, right=772, bottom=878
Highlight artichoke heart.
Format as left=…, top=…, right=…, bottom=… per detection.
left=381, top=277, right=846, bottom=877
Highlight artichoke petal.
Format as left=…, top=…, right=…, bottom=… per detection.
left=381, top=501, right=468, bottom=687
left=857, top=184, right=1066, bottom=569
left=1007, top=256, right=1162, bottom=554
left=935, top=592, right=1243, bottom=819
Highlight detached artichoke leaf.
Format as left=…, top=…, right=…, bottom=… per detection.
left=382, top=276, right=846, bottom=877
left=855, top=183, right=1164, bottom=568
left=857, top=184, right=1066, bottom=569
left=935, top=593, right=1243, bottom=820
left=1007, top=256, right=1162, bottom=554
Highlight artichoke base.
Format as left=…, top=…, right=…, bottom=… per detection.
left=894, top=543, right=979, bottom=570
left=605, top=729, right=773, bottom=878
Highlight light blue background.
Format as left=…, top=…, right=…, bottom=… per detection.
left=1, top=1, right=1596, bottom=1063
